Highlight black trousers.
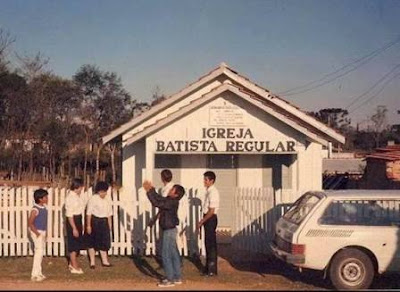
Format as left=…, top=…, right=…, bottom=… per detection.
left=204, top=214, right=218, bottom=274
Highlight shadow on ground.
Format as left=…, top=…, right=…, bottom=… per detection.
left=218, top=243, right=400, bottom=290
left=130, top=255, right=164, bottom=280
left=218, top=243, right=329, bottom=290
left=127, top=244, right=400, bottom=290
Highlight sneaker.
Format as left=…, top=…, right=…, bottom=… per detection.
left=31, top=276, right=44, bottom=282
left=70, top=267, right=84, bottom=274
left=38, top=275, right=47, bottom=280
left=157, top=279, right=175, bottom=287
left=173, top=279, right=183, bottom=284
left=68, top=264, right=73, bottom=271
left=205, top=272, right=216, bottom=277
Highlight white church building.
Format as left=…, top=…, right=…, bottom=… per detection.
left=102, top=63, right=345, bottom=228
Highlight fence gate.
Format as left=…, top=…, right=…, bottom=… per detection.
left=231, top=187, right=291, bottom=254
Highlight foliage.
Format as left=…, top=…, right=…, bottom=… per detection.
left=0, top=32, right=147, bottom=185
left=308, top=108, right=351, bottom=134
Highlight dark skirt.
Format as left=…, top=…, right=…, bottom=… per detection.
left=66, top=214, right=85, bottom=253
left=85, top=216, right=111, bottom=251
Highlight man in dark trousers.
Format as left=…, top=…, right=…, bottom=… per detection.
left=197, top=171, right=220, bottom=276
left=143, top=180, right=185, bottom=287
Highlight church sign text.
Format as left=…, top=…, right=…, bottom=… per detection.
left=155, top=128, right=296, bottom=153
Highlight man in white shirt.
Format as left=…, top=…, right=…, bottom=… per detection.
left=197, top=171, right=219, bottom=276
left=161, top=170, right=174, bottom=197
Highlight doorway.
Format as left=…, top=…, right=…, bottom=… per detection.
left=207, top=154, right=238, bottom=229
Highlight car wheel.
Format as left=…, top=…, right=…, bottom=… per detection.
left=329, top=248, right=374, bottom=290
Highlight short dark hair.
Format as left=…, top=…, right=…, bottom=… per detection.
left=173, top=184, right=185, bottom=200
left=95, top=181, right=109, bottom=193
left=203, top=171, right=216, bottom=182
left=70, top=178, right=84, bottom=191
left=161, top=169, right=173, bottom=183
left=34, top=189, right=48, bottom=204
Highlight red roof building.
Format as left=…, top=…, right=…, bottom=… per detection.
left=362, top=145, right=400, bottom=189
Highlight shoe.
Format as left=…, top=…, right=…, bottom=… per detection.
left=157, top=279, right=175, bottom=287
left=173, top=279, right=183, bottom=285
left=90, top=265, right=95, bottom=269
left=206, top=272, right=216, bottom=277
left=38, top=275, right=46, bottom=280
left=68, top=264, right=73, bottom=271
left=31, top=276, right=44, bottom=282
left=102, top=263, right=112, bottom=267
left=70, top=267, right=84, bottom=274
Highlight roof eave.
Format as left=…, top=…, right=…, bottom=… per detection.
left=124, top=83, right=331, bottom=148
left=102, top=65, right=226, bottom=145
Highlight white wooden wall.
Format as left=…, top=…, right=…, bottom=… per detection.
left=0, top=187, right=205, bottom=257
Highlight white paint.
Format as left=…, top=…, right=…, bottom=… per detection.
left=121, top=91, right=324, bottom=193
left=237, top=155, right=263, bottom=187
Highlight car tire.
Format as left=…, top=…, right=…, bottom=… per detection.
left=329, top=248, right=374, bottom=290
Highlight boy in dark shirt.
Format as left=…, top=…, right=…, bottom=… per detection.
left=143, top=180, right=185, bottom=288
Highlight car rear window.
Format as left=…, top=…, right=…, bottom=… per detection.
left=319, top=199, right=400, bottom=226
left=283, top=193, right=321, bottom=225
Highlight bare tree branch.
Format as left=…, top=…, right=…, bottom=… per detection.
left=15, top=51, right=50, bottom=82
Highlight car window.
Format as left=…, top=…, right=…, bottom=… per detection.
left=283, top=193, right=321, bottom=225
left=319, top=199, right=400, bottom=226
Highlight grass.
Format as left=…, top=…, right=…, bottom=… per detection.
left=0, top=254, right=229, bottom=283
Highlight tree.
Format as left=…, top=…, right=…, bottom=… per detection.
left=28, top=74, right=82, bottom=181
left=308, top=108, right=354, bottom=150
left=15, top=51, right=50, bottom=82
left=73, top=64, right=137, bottom=185
left=0, top=71, right=28, bottom=178
left=370, top=105, right=388, bottom=148
left=151, top=85, right=166, bottom=106
left=0, top=28, right=15, bottom=73
left=308, top=108, right=351, bottom=133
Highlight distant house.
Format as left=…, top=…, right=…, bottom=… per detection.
left=392, top=124, right=400, bottom=134
left=362, top=145, right=400, bottom=189
left=322, top=152, right=366, bottom=189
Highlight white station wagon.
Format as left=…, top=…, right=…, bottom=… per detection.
left=270, top=190, right=400, bottom=290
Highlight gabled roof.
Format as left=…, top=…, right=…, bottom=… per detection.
left=124, top=83, right=329, bottom=146
left=102, top=62, right=345, bottom=145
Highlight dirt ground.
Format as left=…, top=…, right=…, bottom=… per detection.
left=1, top=244, right=399, bottom=290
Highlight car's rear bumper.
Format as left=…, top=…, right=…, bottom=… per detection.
left=270, top=242, right=305, bottom=266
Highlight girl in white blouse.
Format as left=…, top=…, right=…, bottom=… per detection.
left=65, top=178, right=87, bottom=274
left=86, top=181, right=113, bottom=268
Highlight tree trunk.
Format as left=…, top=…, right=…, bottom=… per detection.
left=95, top=143, right=101, bottom=186
left=29, top=150, right=34, bottom=180
left=68, top=154, right=72, bottom=179
left=83, top=135, right=89, bottom=187
left=17, top=152, right=23, bottom=181
left=49, top=148, right=55, bottom=182
left=60, top=160, right=65, bottom=180
left=110, top=144, right=116, bottom=185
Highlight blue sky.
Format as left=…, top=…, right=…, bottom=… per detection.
left=1, top=0, right=399, bottom=126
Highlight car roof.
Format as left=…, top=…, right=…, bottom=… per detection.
left=316, top=189, right=400, bottom=199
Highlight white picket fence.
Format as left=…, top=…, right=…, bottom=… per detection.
left=0, top=186, right=206, bottom=257
left=0, top=186, right=299, bottom=257
left=232, top=188, right=299, bottom=253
